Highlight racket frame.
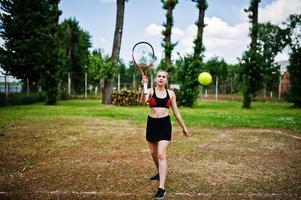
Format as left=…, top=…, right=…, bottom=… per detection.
left=132, top=41, right=155, bottom=94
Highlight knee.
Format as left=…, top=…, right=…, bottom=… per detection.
left=158, top=153, right=166, bottom=161
left=151, top=151, right=158, bottom=158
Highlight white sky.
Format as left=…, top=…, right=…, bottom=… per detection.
left=1, top=0, right=301, bottom=66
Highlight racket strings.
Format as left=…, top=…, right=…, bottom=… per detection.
left=133, top=43, right=154, bottom=68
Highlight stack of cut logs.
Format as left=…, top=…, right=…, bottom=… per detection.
left=112, top=91, right=141, bottom=106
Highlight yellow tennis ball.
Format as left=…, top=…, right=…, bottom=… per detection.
left=198, top=72, right=212, bottom=86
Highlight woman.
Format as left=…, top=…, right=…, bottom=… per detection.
left=140, top=70, right=189, bottom=199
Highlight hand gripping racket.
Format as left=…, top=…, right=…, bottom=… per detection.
left=132, top=41, right=155, bottom=94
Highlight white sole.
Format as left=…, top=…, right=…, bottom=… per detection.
left=155, top=192, right=166, bottom=199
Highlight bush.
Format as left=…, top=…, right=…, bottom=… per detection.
left=176, top=56, right=203, bottom=107
left=0, top=92, right=46, bottom=107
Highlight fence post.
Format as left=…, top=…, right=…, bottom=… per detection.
left=68, top=72, right=71, bottom=99
left=133, top=74, right=135, bottom=92
left=118, top=73, right=120, bottom=91
left=27, top=77, right=29, bottom=98
left=200, top=86, right=203, bottom=100
left=4, top=75, right=8, bottom=104
left=99, top=79, right=103, bottom=98
left=278, top=75, right=281, bottom=101
left=151, top=72, right=153, bottom=89
left=230, top=76, right=233, bottom=101
left=263, top=83, right=267, bottom=101
left=234, top=74, right=236, bottom=98
left=85, top=72, right=87, bottom=99
left=215, top=77, right=218, bottom=101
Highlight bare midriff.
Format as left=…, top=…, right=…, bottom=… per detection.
left=149, top=107, right=169, bottom=118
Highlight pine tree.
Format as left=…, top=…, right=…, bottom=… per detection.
left=258, top=22, right=289, bottom=99
left=58, top=18, right=91, bottom=94
left=0, top=0, right=47, bottom=92
left=239, top=0, right=264, bottom=108
left=0, top=0, right=62, bottom=104
left=176, top=0, right=207, bottom=107
left=192, top=0, right=207, bottom=59
left=41, top=0, right=61, bottom=105
left=160, top=0, right=178, bottom=75
left=286, top=14, right=301, bottom=108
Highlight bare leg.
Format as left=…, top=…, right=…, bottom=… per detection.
left=158, top=140, right=170, bottom=189
left=148, top=142, right=159, bottom=170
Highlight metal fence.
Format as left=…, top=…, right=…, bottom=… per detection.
left=0, top=75, right=22, bottom=93
left=0, top=72, right=286, bottom=105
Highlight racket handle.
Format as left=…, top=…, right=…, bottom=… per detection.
left=143, top=82, right=148, bottom=94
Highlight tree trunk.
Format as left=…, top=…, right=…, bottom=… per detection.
left=103, top=77, right=114, bottom=103
left=194, top=0, right=206, bottom=59
left=243, top=0, right=260, bottom=109
left=162, top=0, right=178, bottom=69
left=165, top=6, right=173, bottom=67
left=103, top=0, right=125, bottom=104
left=250, top=0, right=259, bottom=51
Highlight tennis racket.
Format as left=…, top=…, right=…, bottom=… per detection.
left=132, top=41, right=155, bottom=94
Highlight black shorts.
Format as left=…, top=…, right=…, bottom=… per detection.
left=146, top=115, right=172, bottom=142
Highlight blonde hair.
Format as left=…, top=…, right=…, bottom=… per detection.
left=156, top=70, right=169, bottom=89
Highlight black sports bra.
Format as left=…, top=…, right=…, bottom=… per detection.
left=149, top=88, right=171, bottom=109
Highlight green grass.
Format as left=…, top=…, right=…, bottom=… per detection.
left=0, top=99, right=300, bottom=199
left=1, top=99, right=300, bottom=132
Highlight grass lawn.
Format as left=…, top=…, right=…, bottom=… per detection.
left=0, top=99, right=300, bottom=199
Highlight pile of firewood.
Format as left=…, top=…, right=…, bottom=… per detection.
left=112, top=90, right=141, bottom=106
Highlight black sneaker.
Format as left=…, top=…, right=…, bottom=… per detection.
left=150, top=173, right=160, bottom=181
left=154, top=188, right=166, bottom=199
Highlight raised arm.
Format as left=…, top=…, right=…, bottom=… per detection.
left=140, top=78, right=152, bottom=104
left=169, top=90, right=189, bottom=138
left=140, top=88, right=152, bottom=104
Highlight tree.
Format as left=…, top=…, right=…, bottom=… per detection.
left=176, top=0, right=207, bottom=107
left=41, top=0, right=61, bottom=105
left=88, top=49, right=111, bottom=94
left=227, top=64, right=241, bottom=96
left=205, top=56, right=228, bottom=99
left=205, top=57, right=228, bottom=82
left=176, top=55, right=203, bottom=106
left=103, top=0, right=126, bottom=104
left=0, top=0, right=47, bottom=92
left=58, top=18, right=91, bottom=94
left=160, top=0, right=178, bottom=73
left=0, top=0, right=61, bottom=104
left=285, top=14, right=301, bottom=108
left=127, top=60, right=142, bottom=92
left=114, top=59, right=130, bottom=90
left=258, top=22, right=289, bottom=99
left=239, top=0, right=264, bottom=108
left=192, top=0, right=207, bottom=59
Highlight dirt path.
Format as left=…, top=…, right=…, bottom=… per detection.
left=0, top=117, right=300, bottom=199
